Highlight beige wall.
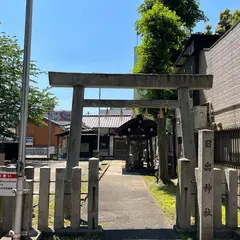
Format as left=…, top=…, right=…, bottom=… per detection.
left=199, top=23, right=240, bottom=129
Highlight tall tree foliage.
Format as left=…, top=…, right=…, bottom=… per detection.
left=0, top=28, right=57, bottom=139
left=205, top=24, right=213, bottom=35
left=215, top=9, right=240, bottom=35
left=134, top=0, right=206, bottom=183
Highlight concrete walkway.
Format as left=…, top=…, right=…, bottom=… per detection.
left=100, top=161, right=176, bottom=240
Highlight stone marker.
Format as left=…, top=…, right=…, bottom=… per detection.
left=88, top=158, right=99, bottom=230
left=198, top=130, right=214, bottom=240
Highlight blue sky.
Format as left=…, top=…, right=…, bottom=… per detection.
left=1, top=0, right=239, bottom=114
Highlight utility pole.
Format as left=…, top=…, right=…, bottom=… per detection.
left=97, top=88, right=101, bottom=159
left=46, top=104, right=54, bottom=159
left=47, top=111, right=51, bottom=159
left=12, top=0, right=33, bottom=239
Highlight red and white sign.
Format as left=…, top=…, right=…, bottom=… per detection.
left=0, top=172, right=17, bottom=196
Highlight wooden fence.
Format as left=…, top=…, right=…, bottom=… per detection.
left=0, top=158, right=100, bottom=236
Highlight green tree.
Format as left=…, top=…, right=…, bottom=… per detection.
left=137, top=0, right=206, bottom=29
left=134, top=0, right=205, bottom=184
left=215, top=8, right=232, bottom=35
left=215, top=9, right=240, bottom=35
left=205, top=24, right=213, bottom=35
left=232, top=10, right=240, bottom=25
left=0, top=29, right=57, bottom=139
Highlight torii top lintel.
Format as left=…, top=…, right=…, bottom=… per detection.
left=48, top=72, right=213, bottom=90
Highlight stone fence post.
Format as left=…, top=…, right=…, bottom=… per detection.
left=88, top=158, right=99, bottom=230
left=71, top=166, right=81, bottom=229
left=176, top=158, right=191, bottom=231
left=225, top=168, right=238, bottom=229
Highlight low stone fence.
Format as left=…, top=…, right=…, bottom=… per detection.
left=215, top=164, right=240, bottom=208
left=0, top=158, right=100, bottom=237
left=176, top=130, right=239, bottom=240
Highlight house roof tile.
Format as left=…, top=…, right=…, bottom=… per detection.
left=57, top=115, right=132, bottom=129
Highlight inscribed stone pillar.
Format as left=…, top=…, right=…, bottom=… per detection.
left=198, top=130, right=214, bottom=240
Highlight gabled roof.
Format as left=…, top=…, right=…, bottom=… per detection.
left=57, top=115, right=132, bottom=129
left=114, top=115, right=157, bottom=138
left=82, top=115, right=132, bottom=128
left=55, top=128, right=96, bottom=137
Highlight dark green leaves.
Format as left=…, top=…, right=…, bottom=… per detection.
left=133, top=0, right=204, bottom=119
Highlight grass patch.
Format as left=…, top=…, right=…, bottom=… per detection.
left=222, top=205, right=240, bottom=225
left=143, top=175, right=177, bottom=225
left=32, top=180, right=88, bottom=229
left=32, top=196, right=70, bottom=228
left=143, top=175, right=240, bottom=240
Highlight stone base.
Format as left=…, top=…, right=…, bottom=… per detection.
left=174, top=225, right=236, bottom=239
left=0, top=226, right=104, bottom=240
left=213, top=228, right=233, bottom=239
left=233, top=229, right=240, bottom=240
left=1, top=229, right=41, bottom=240
left=132, top=160, right=143, bottom=169
left=173, top=225, right=196, bottom=234
left=40, top=226, right=103, bottom=239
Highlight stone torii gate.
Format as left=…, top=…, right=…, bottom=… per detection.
left=48, top=72, right=213, bottom=220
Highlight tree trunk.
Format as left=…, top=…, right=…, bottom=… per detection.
left=149, top=138, right=155, bottom=169
left=157, top=116, right=170, bottom=184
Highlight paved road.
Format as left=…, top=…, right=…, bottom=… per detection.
left=99, top=161, right=176, bottom=240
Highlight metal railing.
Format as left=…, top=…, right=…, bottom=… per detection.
left=25, top=147, right=56, bottom=156
left=214, top=128, right=240, bottom=168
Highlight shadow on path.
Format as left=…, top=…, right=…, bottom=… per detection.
left=103, top=229, right=177, bottom=240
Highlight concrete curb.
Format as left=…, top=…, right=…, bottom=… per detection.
left=99, top=164, right=110, bottom=181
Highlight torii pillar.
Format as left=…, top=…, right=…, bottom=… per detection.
left=67, top=85, right=85, bottom=177
left=65, top=85, right=84, bottom=216
left=178, top=87, right=196, bottom=176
